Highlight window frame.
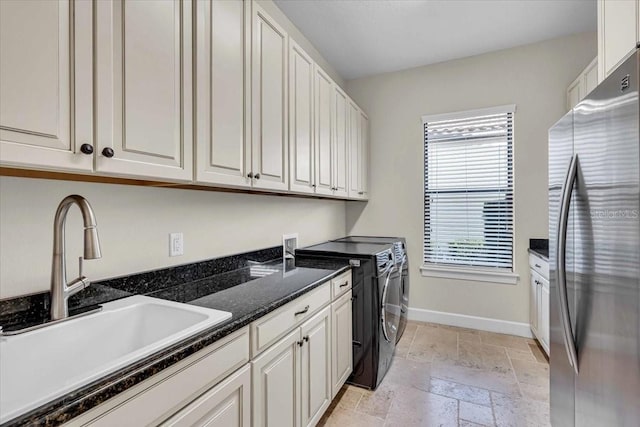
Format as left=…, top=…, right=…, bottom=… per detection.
left=420, top=105, right=519, bottom=285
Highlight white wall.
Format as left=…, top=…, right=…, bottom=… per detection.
left=345, top=32, right=597, bottom=324
left=0, top=177, right=345, bottom=298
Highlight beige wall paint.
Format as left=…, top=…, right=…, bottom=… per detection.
left=0, top=177, right=345, bottom=298
left=259, top=0, right=345, bottom=87
left=345, top=32, right=597, bottom=324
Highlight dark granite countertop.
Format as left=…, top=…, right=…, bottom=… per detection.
left=528, top=247, right=549, bottom=260
left=528, top=238, right=549, bottom=260
left=1, top=251, right=348, bottom=426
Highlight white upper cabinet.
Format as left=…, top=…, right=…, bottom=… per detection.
left=94, top=0, right=193, bottom=181
left=360, top=112, right=369, bottom=197
left=0, top=0, right=93, bottom=172
left=347, top=100, right=361, bottom=198
left=566, top=58, right=598, bottom=111
left=314, top=66, right=335, bottom=197
left=252, top=3, right=289, bottom=192
left=289, top=40, right=315, bottom=194
left=195, top=0, right=251, bottom=188
left=332, top=86, right=349, bottom=198
left=597, top=0, right=640, bottom=81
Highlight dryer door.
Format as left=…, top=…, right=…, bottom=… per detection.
left=380, top=266, right=402, bottom=343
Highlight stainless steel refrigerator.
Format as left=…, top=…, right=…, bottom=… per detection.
left=549, top=50, right=640, bottom=426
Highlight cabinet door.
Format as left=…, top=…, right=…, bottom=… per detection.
left=331, top=291, right=353, bottom=398
left=529, top=271, right=538, bottom=334
left=540, top=282, right=550, bottom=354
left=0, top=0, right=93, bottom=172
left=566, top=77, right=582, bottom=111
left=94, top=0, right=193, bottom=181
left=289, top=40, right=315, bottom=194
left=195, top=0, right=251, bottom=188
left=163, top=364, right=251, bottom=427
left=251, top=3, right=288, bottom=191
left=360, top=112, right=369, bottom=198
left=347, top=100, right=361, bottom=198
left=332, top=86, right=349, bottom=197
left=314, top=66, right=334, bottom=196
left=583, top=58, right=599, bottom=97
left=300, top=306, right=331, bottom=427
left=598, top=0, right=639, bottom=80
left=252, top=328, right=300, bottom=427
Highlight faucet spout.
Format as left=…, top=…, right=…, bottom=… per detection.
left=50, top=195, right=102, bottom=320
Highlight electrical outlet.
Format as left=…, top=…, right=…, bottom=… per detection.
left=169, top=233, right=184, bottom=256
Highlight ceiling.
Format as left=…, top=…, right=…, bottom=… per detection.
left=274, top=0, right=597, bottom=80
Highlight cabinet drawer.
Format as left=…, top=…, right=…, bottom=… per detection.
left=331, top=270, right=352, bottom=300
left=251, top=282, right=330, bottom=357
left=529, top=253, right=549, bottom=280
left=85, top=328, right=250, bottom=426
left=162, top=364, right=251, bottom=427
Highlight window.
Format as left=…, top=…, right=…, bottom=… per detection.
left=421, top=105, right=517, bottom=284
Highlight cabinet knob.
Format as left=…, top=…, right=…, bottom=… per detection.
left=247, top=172, right=254, bottom=179
left=79, top=144, right=94, bottom=155
left=254, top=173, right=261, bottom=180
left=358, top=191, right=364, bottom=195
left=102, top=147, right=115, bottom=158
left=297, top=340, right=304, bottom=347
left=312, top=184, right=316, bottom=188
left=303, top=335, right=309, bottom=342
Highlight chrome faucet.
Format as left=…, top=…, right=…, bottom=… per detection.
left=50, top=195, right=102, bottom=320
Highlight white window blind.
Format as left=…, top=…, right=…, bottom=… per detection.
left=423, top=106, right=515, bottom=270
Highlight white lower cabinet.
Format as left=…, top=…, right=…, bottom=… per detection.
left=252, top=306, right=332, bottom=427
left=529, top=253, right=550, bottom=356
left=162, top=364, right=251, bottom=427
left=64, top=276, right=352, bottom=427
left=331, top=290, right=353, bottom=397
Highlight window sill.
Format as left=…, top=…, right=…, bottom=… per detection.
left=420, top=264, right=519, bottom=285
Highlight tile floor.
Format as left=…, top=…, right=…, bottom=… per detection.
left=319, top=321, right=550, bottom=427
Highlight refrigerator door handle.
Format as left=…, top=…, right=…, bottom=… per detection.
left=556, top=153, right=580, bottom=375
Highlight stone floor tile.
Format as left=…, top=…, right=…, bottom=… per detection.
left=432, top=360, right=521, bottom=396
left=355, top=382, right=396, bottom=420
left=458, top=341, right=512, bottom=374
left=318, top=407, right=385, bottom=427
left=491, top=392, right=550, bottom=427
left=430, top=378, right=492, bottom=406
left=528, top=342, right=549, bottom=364
left=459, top=400, right=496, bottom=426
left=505, top=348, right=537, bottom=363
left=384, top=385, right=458, bottom=427
left=518, top=382, right=549, bottom=403
left=334, top=384, right=365, bottom=410
left=459, top=420, right=489, bottom=427
left=510, top=359, right=549, bottom=387
left=479, top=332, right=531, bottom=351
left=459, top=330, right=483, bottom=343
left=383, top=357, right=433, bottom=392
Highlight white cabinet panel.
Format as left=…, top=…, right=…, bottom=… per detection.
left=347, top=100, right=361, bottom=198
left=252, top=328, right=300, bottom=427
left=195, top=0, right=251, bottom=187
left=289, top=40, right=315, bottom=194
left=583, top=58, right=599, bottom=96
left=314, top=66, right=334, bottom=196
left=300, top=306, right=331, bottom=427
left=331, top=291, right=353, bottom=398
left=0, top=0, right=92, bottom=172
left=332, top=87, right=349, bottom=198
left=162, top=364, right=251, bottom=427
left=252, top=3, right=288, bottom=191
left=567, top=78, right=583, bottom=111
left=360, top=112, right=369, bottom=197
left=95, top=0, right=192, bottom=181
left=540, top=283, right=550, bottom=354
left=529, top=273, right=538, bottom=336
left=598, top=0, right=639, bottom=80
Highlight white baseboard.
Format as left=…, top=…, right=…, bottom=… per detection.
left=407, top=307, right=533, bottom=338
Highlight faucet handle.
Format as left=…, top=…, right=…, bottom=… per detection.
left=78, top=256, right=83, bottom=278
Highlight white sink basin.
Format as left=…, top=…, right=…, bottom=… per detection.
left=0, top=295, right=231, bottom=423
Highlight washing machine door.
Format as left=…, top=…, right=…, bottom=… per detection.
left=380, top=265, right=402, bottom=343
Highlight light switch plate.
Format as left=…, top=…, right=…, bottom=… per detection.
left=169, top=233, right=184, bottom=256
